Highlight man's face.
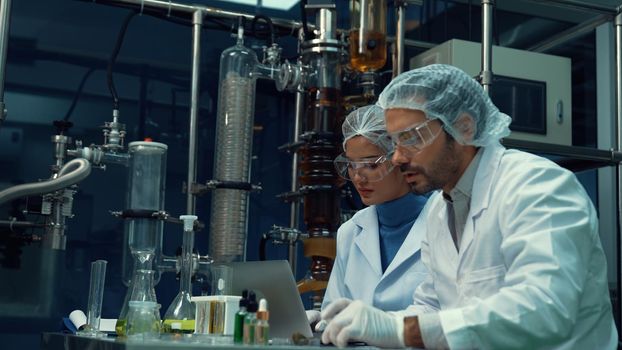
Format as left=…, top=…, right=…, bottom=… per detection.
left=385, top=108, right=463, bottom=194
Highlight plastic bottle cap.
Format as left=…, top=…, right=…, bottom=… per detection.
left=258, top=298, right=268, bottom=312
left=247, top=291, right=258, bottom=313
left=144, top=137, right=153, bottom=142
left=179, top=215, right=198, bottom=231
left=257, top=298, right=269, bottom=320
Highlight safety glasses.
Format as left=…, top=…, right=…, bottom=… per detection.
left=334, top=153, right=395, bottom=182
left=388, top=119, right=443, bottom=153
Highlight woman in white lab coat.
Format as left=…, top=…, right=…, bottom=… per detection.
left=321, top=105, right=429, bottom=313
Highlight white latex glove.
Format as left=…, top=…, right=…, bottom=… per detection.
left=321, top=300, right=405, bottom=348
left=306, top=310, right=321, bottom=324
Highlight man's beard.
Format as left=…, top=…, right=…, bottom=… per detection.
left=401, top=138, right=461, bottom=195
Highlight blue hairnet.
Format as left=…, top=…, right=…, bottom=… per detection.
left=342, top=105, right=393, bottom=153
left=377, top=64, right=512, bottom=146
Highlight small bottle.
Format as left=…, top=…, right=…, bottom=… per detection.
left=242, top=292, right=258, bottom=345
left=233, top=290, right=249, bottom=344
left=254, top=298, right=270, bottom=345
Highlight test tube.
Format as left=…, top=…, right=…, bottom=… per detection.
left=86, top=260, right=107, bottom=333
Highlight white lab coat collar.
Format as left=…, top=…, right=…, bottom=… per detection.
left=352, top=208, right=383, bottom=276
left=351, top=204, right=425, bottom=279
left=383, top=210, right=426, bottom=278
left=440, top=143, right=505, bottom=259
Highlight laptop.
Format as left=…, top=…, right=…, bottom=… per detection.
left=227, top=260, right=314, bottom=339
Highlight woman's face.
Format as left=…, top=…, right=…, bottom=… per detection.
left=344, top=136, right=411, bottom=206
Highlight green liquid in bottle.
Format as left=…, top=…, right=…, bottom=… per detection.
left=115, top=319, right=127, bottom=336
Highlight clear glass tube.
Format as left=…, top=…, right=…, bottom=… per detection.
left=209, top=28, right=258, bottom=263
left=121, top=141, right=167, bottom=286
left=86, top=260, right=107, bottom=332
left=349, top=0, right=387, bottom=72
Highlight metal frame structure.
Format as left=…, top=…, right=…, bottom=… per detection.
left=1, top=0, right=621, bottom=300
left=63, top=1, right=622, bottom=292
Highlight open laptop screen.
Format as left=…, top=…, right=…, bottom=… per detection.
left=227, top=260, right=313, bottom=339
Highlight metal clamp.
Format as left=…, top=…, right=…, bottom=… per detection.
left=189, top=180, right=263, bottom=196
left=110, top=209, right=170, bottom=220
left=263, top=225, right=308, bottom=244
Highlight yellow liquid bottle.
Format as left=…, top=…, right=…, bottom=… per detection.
left=162, top=319, right=195, bottom=334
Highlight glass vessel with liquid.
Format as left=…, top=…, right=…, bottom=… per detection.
left=126, top=301, right=161, bottom=341
left=349, top=0, right=387, bottom=72
left=116, top=269, right=158, bottom=335
left=162, top=215, right=197, bottom=333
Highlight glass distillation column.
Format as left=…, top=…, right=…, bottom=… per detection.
left=209, top=26, right=259, bottom=263
left=349, top=0, right=387, bottom=97
left=116, top=141, right=167, bottom=336
left=297, top=2, right=345, bottom=307
left=162, top=215, right=197, bottom=333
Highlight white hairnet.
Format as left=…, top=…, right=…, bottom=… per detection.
left=377, top=64, right=512, bottom=146
left=342, top=105, right=393, bottom=153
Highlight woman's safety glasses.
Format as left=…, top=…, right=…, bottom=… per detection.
left=334, top=153, right=395, bottom=182
left=388, top=118, right=442, bottom=153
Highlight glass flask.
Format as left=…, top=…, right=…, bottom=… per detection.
left=163, top=215, right=197, bottom=333
left=126, top=301, right=161, bottom=341
left=116, top=269, right=158, bottom=336
left=349, top=0, right=387, bottom=72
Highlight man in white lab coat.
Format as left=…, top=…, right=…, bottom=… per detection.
left=320, top=64, right=618, bottom=349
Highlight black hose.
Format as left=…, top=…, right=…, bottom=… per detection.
left=63, top=67, right=96, bottom=122
left=259, top=234, right=269, bottom=261
left=107, top=10, right=138, bottom=111
left=252, top=14, right=275, bottom=44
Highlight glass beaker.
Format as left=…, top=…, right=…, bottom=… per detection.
left=349, top=0, right=387, bottom=72
left=126, top=301, right=161, bottom=341
left=116, top=269, right=158, bottom=336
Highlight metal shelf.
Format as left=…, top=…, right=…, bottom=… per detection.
left=502, top=139, right=622, bottom=172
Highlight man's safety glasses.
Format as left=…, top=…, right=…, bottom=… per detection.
left=388, top=119, right=442, bottom=153
left=334, top=153, right=395, bottom=182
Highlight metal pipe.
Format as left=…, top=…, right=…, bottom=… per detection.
left=186, top=10, right=202, bottom=215
left=523, top=0, right=617, bottom=15
left=395, top=1, right=406, bottom=76
left=387, top=36, right=435, bottom=50
left=288, top=89, right=305, bottom=274
left=480, top=0, right=494, bottom=93
left=614, top=9, right=622, bottom=324
left=616, top=12, right=622, bottom=151
left=0, top=0, right=12, bottom=126
left=83, top=0, right=306, bottom=33
left=528, top=14, right=613, bottom=53
left=0, top=220, right=45, bottom=229
left=0, top=158, right=91, bottom=206
left=86, top=0, right=438, bottom=51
